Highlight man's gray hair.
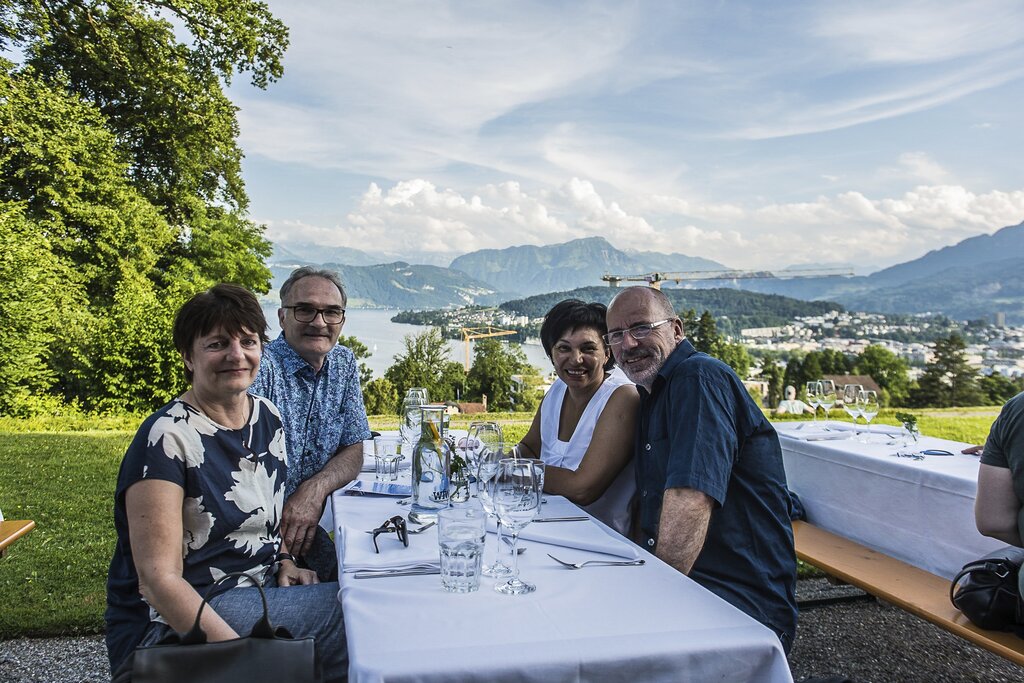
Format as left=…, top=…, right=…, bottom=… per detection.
left=280, top=266, right=347, bottom=307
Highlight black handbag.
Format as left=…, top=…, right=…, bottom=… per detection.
left=950, top=545, right=1024, bottom=631
left=113, top=572, right=323, bottom=683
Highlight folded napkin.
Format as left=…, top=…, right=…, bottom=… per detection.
left=338, top=523, right=439, bottom=573
left=822, top=421, right=903, bottom=436
left=485, top=501, right=638, bottom=560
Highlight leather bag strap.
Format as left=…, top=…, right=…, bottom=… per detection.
left=180, top=571, right=273, bottom=645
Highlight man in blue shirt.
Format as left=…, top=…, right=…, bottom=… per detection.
left=251, top=267, right=372, bottom=579
left=606, top=286, right=797, bottom=652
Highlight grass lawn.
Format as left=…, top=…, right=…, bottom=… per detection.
left=0, top=408, right=995, bottom=638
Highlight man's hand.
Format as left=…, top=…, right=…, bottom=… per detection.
left=277, top=560, right=320, bottom=587
left=281, top=482, right=326, bottom=556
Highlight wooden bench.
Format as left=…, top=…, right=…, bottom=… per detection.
left=0, top=519, right=35, bottom=557
left=793, top=520, right=1024, bottom=667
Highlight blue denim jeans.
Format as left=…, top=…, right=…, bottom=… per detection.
left=139, top=581, right=346, bottom=682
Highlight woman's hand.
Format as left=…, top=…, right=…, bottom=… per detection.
left=277, top=560, right=320, bottom=586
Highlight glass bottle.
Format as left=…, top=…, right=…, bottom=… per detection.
left=409, top=404, right=450, bottom=523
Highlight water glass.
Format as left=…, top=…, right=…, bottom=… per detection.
left=437, top=506, right=486, bottom=593
left=373, top=435, right=403, bottom=481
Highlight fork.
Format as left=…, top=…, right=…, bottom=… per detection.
left=546, top=553, right=645, bottom=569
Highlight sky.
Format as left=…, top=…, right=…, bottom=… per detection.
left=228, top=1, right=1024, bottom=273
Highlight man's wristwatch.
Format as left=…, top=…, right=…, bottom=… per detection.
left=274, top=552, right=297, bottom=567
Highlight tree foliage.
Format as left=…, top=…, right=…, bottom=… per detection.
left=0, top=2, right=287, bottom=414
left=384, top=329, right=466, bottom=410
left=339, top=335, right=373, bottom=386
left=909, top=334, right=984, bottom=408
left=758, top=354, right=785, bottom=409
left=855, top=345, right=911, bottom=406
left=466, top=339, right=538, bottom=412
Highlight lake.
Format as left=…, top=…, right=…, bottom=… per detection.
left=263, top=307, right=551, bottom=378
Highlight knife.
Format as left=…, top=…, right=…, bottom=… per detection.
left=533, top=516, right=589, bottom=523
left=353, top=568, right=441, bottom=579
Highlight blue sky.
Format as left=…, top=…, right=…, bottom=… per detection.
left=229, top=1, right=1024, bottom=272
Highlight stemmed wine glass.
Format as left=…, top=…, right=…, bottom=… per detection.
left=818, top=380, right=837, bottom=427
left=399, top=388, right=428, bottom=454
left=466, top=421, right=502, bottom=477
left=492, top=457, right=543, bottom=595
left=476, top=442, right=512, bottom=578
left=857, top=390, right=879, bottom=442
left=806, top=381, right=821, bottom=424
left=842, top=384, right=863, bottom=432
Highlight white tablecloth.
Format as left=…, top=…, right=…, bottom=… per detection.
left=331, top=476, right=792, bottom=683
left=775, top=420, right=1004, bottom=579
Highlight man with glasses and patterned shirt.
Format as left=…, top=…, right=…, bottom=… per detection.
left=605, top=286, right=797, bottom=653
left=251, top=267, right=371, bottom=580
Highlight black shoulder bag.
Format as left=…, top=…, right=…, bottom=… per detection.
left=113, top=571, right=323, bottom=683
left=950, top=545, right=1024, bottom=632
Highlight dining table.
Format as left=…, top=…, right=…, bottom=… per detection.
left=774, top=420, right=1004, bottom=580
left=328, top=436, right=794, bottom=683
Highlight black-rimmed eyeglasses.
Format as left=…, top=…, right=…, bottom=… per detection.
left=371, top=515, right=409, bottom=553
left=603, top=319, right=672, bottom=346
left=283, top=305, right=345, bottom=324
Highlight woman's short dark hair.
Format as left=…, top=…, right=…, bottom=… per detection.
left=540, top=299, right=615, bottom=372
left=173, top=284, right=269, bottom=382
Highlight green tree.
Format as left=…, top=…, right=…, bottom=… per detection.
left=362, top=377, right=399, bottom=416
left=910, top=334, right=984, bottom=408
left=801, top=353, right=823, bottom=387
left=466, top=339, right=536, bottom=412
left=716, top=341, right=751, bottom=380
left=782, top=355, right=804, bottom=397
left=693, top=310, right=718, bottom=354
left=978, top=374, right=1023, bottom=406
left=855, top=345, right=911, bottom=406
left=0, top=205, right=66, bottom=415
left=759, top=353, right=785, bottom=409
left=681, top=309, right=698, bottom=338
left=0, top=1, right=288, bottom=413
left=339, top=335, right=374, bottom=386
left=385, top=328, right=466, bottom=410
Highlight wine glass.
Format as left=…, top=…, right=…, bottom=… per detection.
left=399, top=388, right=428, bottom=454
left=466, top=421, right=502, bottom=476
left=857, top=390, right=879, bottom=442
left=492, top=458, right=543, bottom=595
left=806, top=381, right=821, bottom=424
left=842, top=384, right=863, bottom=432
left=477, top=442, right=512, bottom=578
left=818, top=380, right=836, bottom=426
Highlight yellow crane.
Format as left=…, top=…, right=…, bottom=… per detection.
left=460, top=326, right=518, bottom=371
left=601, top=267, right=853, bottom=289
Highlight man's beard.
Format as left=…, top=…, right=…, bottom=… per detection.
left=616, top=348, right=662, bottom=389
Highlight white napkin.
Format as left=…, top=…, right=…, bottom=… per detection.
left=822, top=421, right=903, bottom=436
left=786, top=431, right=854, bottom=442
left=485, top=501, right=638, bottom=560
left=338, top=524, right=439, bottom=573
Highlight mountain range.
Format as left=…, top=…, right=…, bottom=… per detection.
left=267, top=220, right=1024, bottom=324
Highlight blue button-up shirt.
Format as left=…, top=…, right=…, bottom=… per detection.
left=250, top=334, right=371, bottom=498
left=635, top=338, right=797, bottom=648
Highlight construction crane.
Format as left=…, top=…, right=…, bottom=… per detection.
left=460, top=326, right=517, bottom=370
left=601, top=267, right=853, bottom=290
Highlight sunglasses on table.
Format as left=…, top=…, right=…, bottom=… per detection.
left=371, top=515, right=409, bottom=553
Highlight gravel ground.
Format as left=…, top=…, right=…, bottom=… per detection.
left=3, top=579, right=1024, bottom=682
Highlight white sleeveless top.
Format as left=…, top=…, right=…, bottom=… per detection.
left=540, top=370, right=636, bottom=535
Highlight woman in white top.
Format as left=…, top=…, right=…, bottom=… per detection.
left=517, top=299, right=639, bottom=535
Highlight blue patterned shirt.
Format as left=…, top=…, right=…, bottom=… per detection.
left=250, top=334, right=371, bottom=498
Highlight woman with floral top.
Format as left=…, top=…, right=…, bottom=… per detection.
left=105, top=284, right=344, bottom=681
